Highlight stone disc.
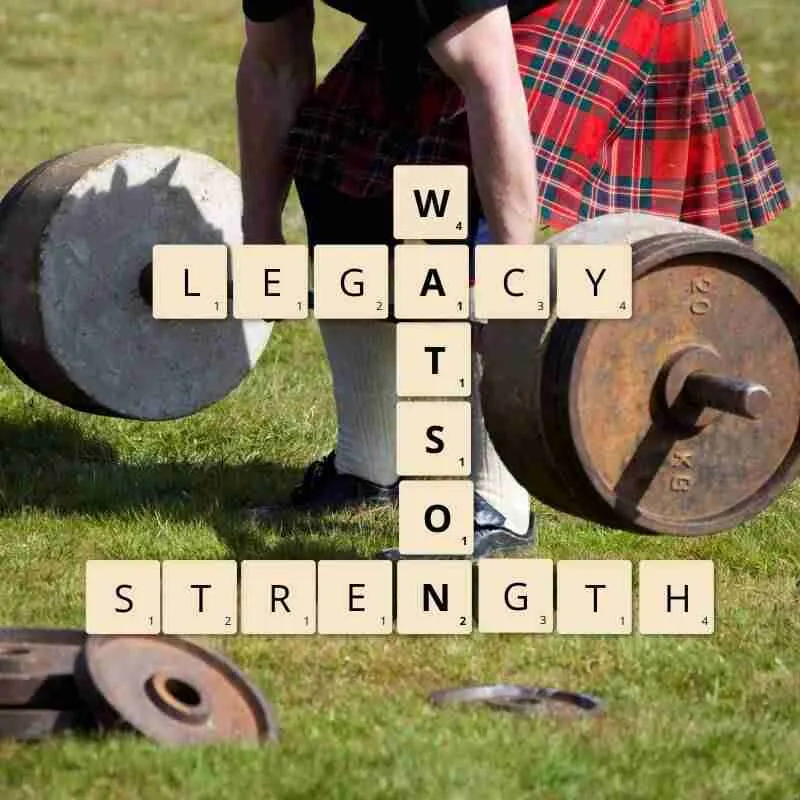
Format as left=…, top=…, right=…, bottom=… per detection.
left=75, top=635, right=278, bottom=746
left=0, top=144, right=272, bottom=420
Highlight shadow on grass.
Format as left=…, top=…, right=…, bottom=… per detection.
left=0, top=418, right=371, bottom=559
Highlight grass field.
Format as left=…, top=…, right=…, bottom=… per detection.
left=1, top=2, right=799, bottom=798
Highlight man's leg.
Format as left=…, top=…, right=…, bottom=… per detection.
left=278, top=179, right=535, bottom=555
left=470, top=325, right=534, bottom=554
left=286, top=179, right=400, bottom=510
left=318, top=320, right=398, bottom=489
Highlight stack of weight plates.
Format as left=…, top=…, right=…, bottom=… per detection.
left=0, top=629, right=93, bottom=741
left=0, top=628, right=278, bottom=745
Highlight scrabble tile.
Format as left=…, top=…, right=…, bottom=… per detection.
left=240, top=560, right=316, bottom=634
left=393, top=245, right=469, bottom=320
left=162, top=560, right=238, bottom=635
left=85, top=560, right=161, bottom=635
left=555, top=245, right=632, bottom=319
left=317, top=561, right=393, bottom=635
left=638, top=560, right=715, bottom=635
left=556, top=560, right=632, bottom=634
left=313, top=245, right=389, bottom=318
left=396, top=400, right=470, bottom=476
left=396, top=560, right=472, bottom=634
left=477, top=559, right=553, bottom=633
left=152, top=244, right=228, bottom=319
left=398, top=479, right=473, bottom=555
left=473, top=245, right=550, bottom=319
left=393, top=165, right=469, bottom=240
left=396, top=323, right=471, bottom=398
left=232, top=245, right=308, bottom=319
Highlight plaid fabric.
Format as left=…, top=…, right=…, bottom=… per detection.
left=285, top=0, right=790, bottom=240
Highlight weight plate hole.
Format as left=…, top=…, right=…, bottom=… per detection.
left=145, top=672, right=210, bottom=725
left=164, top=677, right=202, bottom=709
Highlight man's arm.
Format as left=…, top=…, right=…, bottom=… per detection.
left=427, top=6, right=537, bottom=245
left=236, top=3, right=315, bottom=244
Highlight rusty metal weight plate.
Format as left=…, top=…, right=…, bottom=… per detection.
left=75, top=635, right=278, bottom=746
left=481, top=214, right=800, bottom=535
left=0, top=628, right=86, bottom=708
left=0, top=708, right=94, bottom=741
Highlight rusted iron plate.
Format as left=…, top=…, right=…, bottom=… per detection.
left=475, top=273, right=580, bottom=517
left=0, top=628, right=85, bottom=708
left=481, top=214, right=800, bottom=535
left=75, top=635, right=278, bottom=746
left=481, top=213, right=724, bottom=527
left=0, top=708, right=95, bottom=741
left=549, top=234, right=800, bottom=535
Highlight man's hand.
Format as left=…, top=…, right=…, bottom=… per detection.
left=427, top=7, right=538, bottom=245
left=236, top=4, right=315, bottom=244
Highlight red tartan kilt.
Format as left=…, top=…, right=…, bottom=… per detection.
left=285, top=0, right=790, bottom=239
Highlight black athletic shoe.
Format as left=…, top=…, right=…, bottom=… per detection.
left=287, top=450, right=398, bottom=511
left=375, top=492, right=536, bottom=560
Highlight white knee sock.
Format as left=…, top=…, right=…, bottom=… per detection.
left=318, top=319, right=398, bottom=487
left=318, top=318, right=531, bottom=532
left=470, top=326, right=532, bottom=534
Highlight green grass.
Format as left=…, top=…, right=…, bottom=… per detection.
left=0, top=1, right=799, bottom=797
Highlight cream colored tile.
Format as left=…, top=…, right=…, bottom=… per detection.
left=398, top=479, right=473, bottom=555
left=313, top=245, right=389, bottom=318
left=477, top=559, right=553, bottom=633
left=396, top=560, right=472, bottom=634
left=152, top=244, right=227, bottom=319
left=473, top=245, right=550, bottom=319
left=396, top=400, right=470, bottom=477
left=393, top=245, right=469, bottom=320
left=240, top=560, right=316, bottom=634
left=85, top=560, right=161, bottom=634
left=162, top=560, right=237, bottom=635
left=393, top=165, right=469, bottom=240
left=317, top=561, right=393, bottom=635
left=396, top=323, right=471, bottom=398
left=232, top=244, right=308, bottom=319
left=638, top=560, right=715, bottom=635
left=556, top=560, right=632, bottom=634
left=556, top=245, right=632, bottom=319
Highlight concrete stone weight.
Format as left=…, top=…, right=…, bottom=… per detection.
left=0, top=144, right=272, bottom=420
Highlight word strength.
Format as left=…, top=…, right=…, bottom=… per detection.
left=151, top=165, right=632, bottom=322
left=85, top=559, right=715, bottom=637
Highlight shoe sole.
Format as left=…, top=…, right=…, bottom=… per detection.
left=473, top=530, right=536, bottom=558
